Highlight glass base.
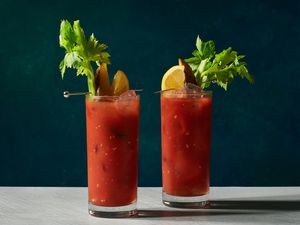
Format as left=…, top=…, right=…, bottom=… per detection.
left=162, top=191, right=209, bottom=208
left=88, top=202, right=137, bottom=218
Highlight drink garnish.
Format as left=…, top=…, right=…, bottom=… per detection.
left=95, top=63, right=111, bottom=96
left=59, top=20, right=110, bottom=96
left=178, top=58, right=197, bottom=85
left=161, top=65, right=185, bottom=90
left=59, top=20, right=130, bottom=97
left=161, top=36, right=254, bottom=91
left=185, top=36, right=254, bottom=90
left=111, top=70, right=130, bottom=96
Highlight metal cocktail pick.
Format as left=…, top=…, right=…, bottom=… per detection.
left=63, top=91, right=90, bottom=98
left=63, top=90, right=143, bottom=98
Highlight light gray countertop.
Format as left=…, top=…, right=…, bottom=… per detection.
left=0, top=187, right=299, bottom=225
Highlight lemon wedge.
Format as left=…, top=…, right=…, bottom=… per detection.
left=161, top=65, right=185, bottom=90
left=111, top=70, right=130, bottom=96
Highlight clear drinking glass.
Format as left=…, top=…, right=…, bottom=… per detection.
left=85, top=94, right=139, bottom=217
left=161, top=90, right=212, bottom=208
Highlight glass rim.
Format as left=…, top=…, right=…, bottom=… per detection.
left=161, top=89, right=212, bottom=97
left=86, top=94, right=140, bottom=101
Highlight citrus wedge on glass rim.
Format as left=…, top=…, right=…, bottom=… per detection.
left=161, top=65, right=185, bottom=91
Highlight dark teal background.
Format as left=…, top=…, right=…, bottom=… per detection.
left=0, top=0, right=299, bottom=186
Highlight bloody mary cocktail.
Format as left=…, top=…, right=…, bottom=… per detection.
left=161, top=90, right=212, bottom=207
left=86, top=94, right=139, bottom=216
left=59, top=19, right=147, bottom=217
left=159, top=36, right=253, bottom=208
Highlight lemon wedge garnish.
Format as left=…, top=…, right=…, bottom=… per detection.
left=161, top=65, right=185, bottom=90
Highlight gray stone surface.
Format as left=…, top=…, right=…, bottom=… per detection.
left=0, top=187, right=299, bottom=225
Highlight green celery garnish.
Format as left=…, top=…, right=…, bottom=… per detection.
left=59, top=20, right=110, bottom=95
left=185, top=36, right=254, bottom=90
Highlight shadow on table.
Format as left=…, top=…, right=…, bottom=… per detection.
left=137, top=199, right=300, bottom=218
left=137, top=209, right=259, bottom=218
left=208, top=200, right=300, bottom=211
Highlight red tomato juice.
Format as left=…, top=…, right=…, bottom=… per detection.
left=86, top=96, right=139, bottom=206
left=161, top=92, right=212, bottom=196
